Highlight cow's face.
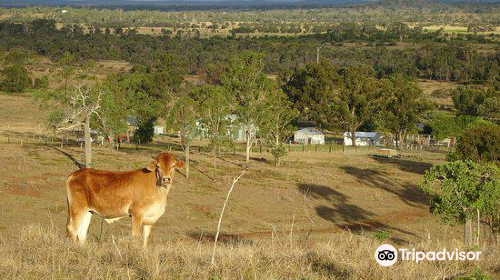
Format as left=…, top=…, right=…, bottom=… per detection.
left=147, top=152, right=185, bottom=187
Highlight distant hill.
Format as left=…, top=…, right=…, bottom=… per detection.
left=0, top=0, right=498, bottom=9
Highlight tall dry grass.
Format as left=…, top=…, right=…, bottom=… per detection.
left=0, top=226, right=498, bottom=279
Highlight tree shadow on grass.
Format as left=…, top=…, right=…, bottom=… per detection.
left=299, top=184, right=375, bottom=223
left=186, top=230, right=253, bottom=245
left=371, top=156, right=432, bottom=175
left=339, top=166, right=428, bottom=207
left=299, top=183, right=419, bottom=245
left=53, top=147, right=83, bottom=169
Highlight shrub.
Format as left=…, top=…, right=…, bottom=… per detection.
left=269, top=143, right=289, bottom=166
left=134, top=119, right=155, bottom=144
left=0, top=65, right=32, bottom=93
left=453, top=124, right=499, bottom=164
left=372, top=230, right=390, bottom=241
left=34, top=76, right=49, bottom=89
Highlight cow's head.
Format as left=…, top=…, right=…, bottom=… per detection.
left=146, top=152, right=185, bottom=187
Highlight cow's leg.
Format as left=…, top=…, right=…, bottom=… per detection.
left=131, top=215, right=143, bottom=239
left=142, top=225, right=152, bottom=247
left=67, top=208, right=87, bottom=243
left=77, top=211, right=92, bottom=245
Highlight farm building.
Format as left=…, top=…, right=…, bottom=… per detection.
left=154, top=126, right=164, bottom=135
left=343, top=132, right=380, bottom=146
left=225, top=114, right=258, bottom=142
left=294, top=127, right=325, bottom=145
left=195, top=114, right=258, bottom=142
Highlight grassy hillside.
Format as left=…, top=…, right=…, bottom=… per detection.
left=0, top=94, right=498, bottom=278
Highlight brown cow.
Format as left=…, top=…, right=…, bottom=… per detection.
left=66, top=152, right=185, bottom=247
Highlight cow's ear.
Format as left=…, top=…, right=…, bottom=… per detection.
left=146, top=160, right=158, bottom=172
left=175, top=160, right=185, bottom=169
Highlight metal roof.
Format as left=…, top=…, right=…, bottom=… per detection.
left=343, top=132, right=379, bottom=138
left=295, top=127, right=325, bottom=135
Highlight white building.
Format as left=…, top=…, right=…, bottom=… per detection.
left=294, top=127, right=325, bottom=145
left=343, top=132, right=380, bottom=146
left=226, top=114, right=257, bottom=142
left=154, top=126, right=164, bottom=135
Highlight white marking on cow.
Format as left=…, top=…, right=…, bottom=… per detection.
left=77, top=212, right=92, bottom=244
left=105, top=217, right=123, bottom=224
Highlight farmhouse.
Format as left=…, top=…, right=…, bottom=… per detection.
left=294, top=127, right=325, bottom=145
left=343, top=132, right=380, bottom=146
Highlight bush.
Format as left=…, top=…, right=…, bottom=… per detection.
left=269, top=143, right=289, bottom=166
left=134, top=120, right=155, bottom=144
left=0, top=65, right=32, bottom=93
left=453, top=124, right=499, bottom=164
left=34, top=76, right=49, bottom=89
left=372, top=230, right=390, bottom=241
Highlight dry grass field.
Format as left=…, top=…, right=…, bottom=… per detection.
left=0, top=94, right=498, bottom=279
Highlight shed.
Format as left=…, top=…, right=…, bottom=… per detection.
left=154, top=126, right=164, bottom=135
left=343, top=132, right=380, bottom=146
left=226, top=114, right=257, bottom=142
left=294, top=127, right=325, bottom=145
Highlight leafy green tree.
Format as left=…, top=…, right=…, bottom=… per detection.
left=452, top=86, right=499, bottom=118
left=260, top=88, right=298, bottom=166
left=98, top=80, right=130, bottom=149
left=381, top=75, right=433, bottom=148
left=134, top=120, right=154, bottom=144
left=167, top=96, right=198, bottom=178
left=222, top=52, right=272, bottom=168
left=332, top=66, right=384, bottom=147
left=452, top=125, right=500, bottom=164
left=420, top=161, right=499, bottom=245
left=423, top=113, right=459, bottom=141
left=191, top=85, right=233, bottom=166
left=0, top=65, right=32, bottom=93
left=424, top=113, right=492, bottom=142
left=282, top=62, right=339, bottom=129
left=105, top=68, right=180, bottom=145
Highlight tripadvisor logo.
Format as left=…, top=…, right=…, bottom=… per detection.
left=375, top=244, right=482, bottom=267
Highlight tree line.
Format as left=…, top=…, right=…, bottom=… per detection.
left=0, top=19, right=498, bottom=85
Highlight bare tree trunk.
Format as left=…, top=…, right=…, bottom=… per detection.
left=185, top=142, right=190, bottom=178
left=275, top=135, right=280, bottom=167
left=108, top=132, right=115, bottom=150
left=397, top=130, right=404, bottom=150
left=350, top=129, right=357, bottom=148
left=245, top=130, right=252, bottom=169
left=84, top=115, right=92, bottom=167
left=465, top=218, right=473, bottom=245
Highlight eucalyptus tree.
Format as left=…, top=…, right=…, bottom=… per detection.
left=420, top=161, right=499, bottom=245
left=221, top=52, right=273, bottom=168
left=167, top=96, right=199, bottom=178
left=260, top=88, right=298, bottom=166
left=190, top=85, right=234, bottom=167
left=381, top=75, right=433, bottom=148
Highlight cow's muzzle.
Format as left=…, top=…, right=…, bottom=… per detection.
left=155, top=168, right=171, bottom=187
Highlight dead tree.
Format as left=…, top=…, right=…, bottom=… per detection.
left=57, top=85, right=106, bottom=168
